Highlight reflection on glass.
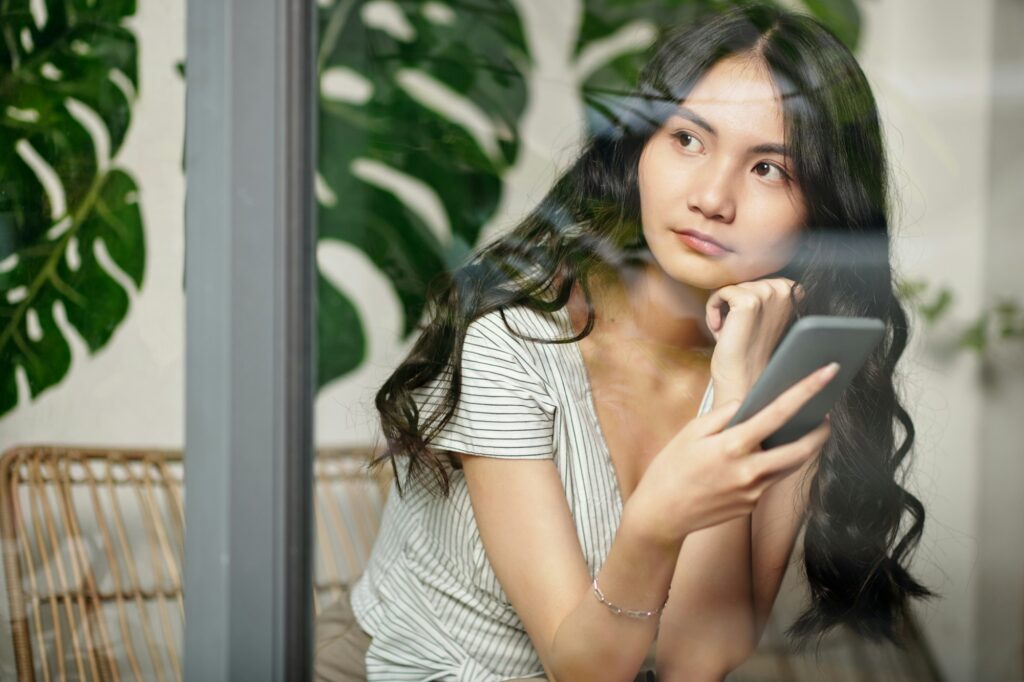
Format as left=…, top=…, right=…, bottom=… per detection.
left=309, top=2, right=966, bottom=681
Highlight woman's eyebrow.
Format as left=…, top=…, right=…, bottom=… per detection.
left=675, top=105, right=718, bottom=134
left=674, top=105, right=789, bottom=157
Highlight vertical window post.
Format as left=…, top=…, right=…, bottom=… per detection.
left=183, top=0, right=316, bottom=679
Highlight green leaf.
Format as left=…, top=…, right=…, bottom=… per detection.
left=958, top=314, right=988, bottom=353
left=315, top=0, right=530, bottom=389
left=311, top=0, right=869, bottom=392
left=0, top=0, right=142, bottom=418
left=61, top=170, right=144, bottom=350
left=574, top=0, right=862, bottom=138
left=317, top=271, right=366, bottom=387
left=575, top=0, right=712, bottom=59
left=992, top=298, right=1024, bottom=338
left=800, top=0, right=861, bottom=52
left=574, top=0, right=714, bottom=137
left=896, top=278, right=928, bottom=301
left=919, top=288, right=953, bottom=324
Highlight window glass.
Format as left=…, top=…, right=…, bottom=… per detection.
left=1, top=2, right=186, bottom=678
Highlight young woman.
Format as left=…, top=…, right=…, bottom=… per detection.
left=315, top=4, right=936, bottom=681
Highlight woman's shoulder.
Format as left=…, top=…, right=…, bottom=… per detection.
left=459, top=304, right=577, bottom=411
left=465, top=304, right=571, bottom=362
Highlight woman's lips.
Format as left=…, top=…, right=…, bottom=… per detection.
left=672, top=229, right=731, bottom=256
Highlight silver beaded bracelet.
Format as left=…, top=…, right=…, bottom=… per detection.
left=592, top=576, right=668, bottom=620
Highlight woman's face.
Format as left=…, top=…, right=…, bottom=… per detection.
left=637, top=55, right=807, bottom=290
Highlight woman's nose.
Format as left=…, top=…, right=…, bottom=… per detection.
left=686, top=162, right=736, bottom=223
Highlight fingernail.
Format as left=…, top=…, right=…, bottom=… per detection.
left=821, top=362, right=840, bottom=380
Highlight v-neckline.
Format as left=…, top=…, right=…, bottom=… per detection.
left=554, top=306, right=714, bottom=515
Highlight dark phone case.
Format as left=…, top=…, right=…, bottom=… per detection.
left=724, top=316, right=886, bottom=448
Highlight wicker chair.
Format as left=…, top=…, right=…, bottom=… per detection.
left=0, top=445, right=391, bottom=682
left=0, top=444, right=943, bottom=681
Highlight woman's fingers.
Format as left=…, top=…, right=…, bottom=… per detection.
left=704, top=286, right=735, bottom=335
left=691, top=399, right=743, bottom=437
left=705, top=285, right=762, bottom=334
left=726, top=361, right=839, bottom=452
left=707, top=278, right=801, bottom=332
left=754, top=419, right=831, bottom=483
left=790, top=281, right=806, bottom=303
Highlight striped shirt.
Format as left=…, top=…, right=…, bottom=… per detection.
left=350, top=303, right=715, bottom=681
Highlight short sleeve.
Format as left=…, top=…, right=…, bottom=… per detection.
left=411, top=312, right=556, bottom=460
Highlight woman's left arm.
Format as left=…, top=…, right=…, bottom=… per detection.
left=655, top=278, right=820, bottom=681
left=654, top=456, right=817, bottom=681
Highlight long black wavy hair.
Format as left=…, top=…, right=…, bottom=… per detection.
left=371, top=1, right=937, bottom=653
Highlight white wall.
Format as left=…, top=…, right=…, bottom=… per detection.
left=857, top=1, right=994, bottom=680
left=2, top=1, right=1020, bottom=680
left=975, top=0, right=1024, bottom=679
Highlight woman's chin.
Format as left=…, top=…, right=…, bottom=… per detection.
left=660, top=255, right=741, bottom=290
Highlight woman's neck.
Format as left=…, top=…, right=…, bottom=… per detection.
left=570, top=256, right=716, bottom=360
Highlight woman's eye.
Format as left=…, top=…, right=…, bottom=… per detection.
left=753, top=161, right=790, bottom=183
left=672, top=131, right=704, bottom=153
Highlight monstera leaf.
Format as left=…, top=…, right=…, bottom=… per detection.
left=0, top=0, right=861, bottom=415
left=575, top=0, right=860, bottom=138
left=575, top=0, right=721, bottom=138
left=315, top=0, right=529, bottom=388
left=0, top=0, right=141, bottom=417
left=799, top=0, right=860, bottom=51
left=315, top=0, right=859, bottom=390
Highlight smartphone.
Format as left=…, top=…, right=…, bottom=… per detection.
left=724, top=315, right=886, bottom=448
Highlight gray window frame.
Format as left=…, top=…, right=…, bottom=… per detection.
left=182, top=0, right=316, bottom=679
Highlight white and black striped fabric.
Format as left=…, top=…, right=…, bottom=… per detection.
left=349, top=304, right=715, bottom=681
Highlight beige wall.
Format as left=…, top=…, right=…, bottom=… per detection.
left=857, top=1, right=1024, bottom=679
left=976, top=0, right=1024, bottom=678
left=857, top=2, right=989, bottom=680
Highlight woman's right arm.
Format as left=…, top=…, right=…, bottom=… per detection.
left=460, top=453, right=681, bottom=682
left=460, top=365, right=834, bottom=681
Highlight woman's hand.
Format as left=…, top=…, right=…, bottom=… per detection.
left=628, top=361, right=837, bottom=546
left=706, top=278, right=805, bottom=407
